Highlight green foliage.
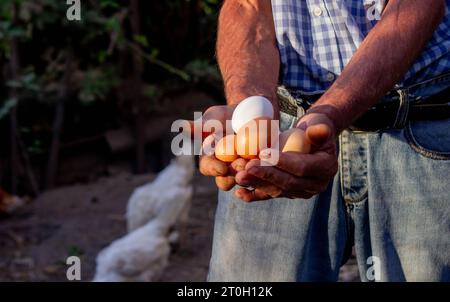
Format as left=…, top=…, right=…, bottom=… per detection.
left=0, top=97, right=17, bottom=120
left=200, top=0, right=221, bottom=16
left=7, top=71, right=40, bottom=92
left=79, top=67, right=119, bottom=104
left=67, top=245, right=85, bottom=257
left=0, top=0, right=222, bottom=165
left=185, top=59, right=221, bottom=85
left=133, top=34, right=149, bottom=48
left=0, top=0, right=221, bottom=100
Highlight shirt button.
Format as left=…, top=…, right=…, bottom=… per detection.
left=313, top=6, right=323, bottom=17
left=326, top=73, right=335, bottom=81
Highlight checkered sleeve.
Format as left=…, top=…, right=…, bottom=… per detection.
left=271, top=0, right=450, bottom=92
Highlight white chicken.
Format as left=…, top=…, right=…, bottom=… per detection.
left=93, top=219, right=170, bottom=282
left=93, top=155, right=195, bottom=282
left=126, top=155, right=195, bottom=234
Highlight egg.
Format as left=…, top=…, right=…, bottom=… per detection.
left=231, top=96, right=274, bottom=133
left=236, top=117, right=278, bottom=159
left=279, top=128, right=311, bottom=153
left=215, top=134, right=238, bottom=162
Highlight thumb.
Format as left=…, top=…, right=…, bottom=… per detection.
left=187, top=120, right=211, bottom=140
left=306, top=123, right=332, bottom=146
left=185, top=105, right=235, bottom=139
left=179, top=120, right=209, bottom=140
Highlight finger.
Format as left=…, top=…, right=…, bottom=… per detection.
left=199, top=155, right=228, bottom=176
left=245, top=159, right=261, bottom=170
left=268, top=151, right=338, bottom=178
left=234, top=159, right=261, bottom=185
left=234, top=188, right=272, bottom=203
left=228, top=158, right=248, bottom=176
left=284, top=191, right=315, bottom=199
left=235, top=167, right=269, bottom=187
left=306, top=124, right=332, bottom=146
left=244, top=157, right=337, bottom=190
left=204, top=105, right=235, bottom=122
left=243, top=160, right=286, bottom=197
left=236, top=187, right=314, bottom=201
left=187, top=105, right=236, bottom=139
left=214, top=157, right=247, bottom=191
left=235, top=180, right=315, bottom=201
left=247, top=165, right=331, bottom=194
left=216, top=176, right=236, bottom=191
left=235, top=170, right=283, bottom=198
left=184, top=120, right=215, bottom=140
left=202, top=105, right=235, bottom=135
left=296, top=111, right=335, bottom=133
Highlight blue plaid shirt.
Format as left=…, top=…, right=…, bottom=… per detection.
left=272, top=0, right=450, bottom=92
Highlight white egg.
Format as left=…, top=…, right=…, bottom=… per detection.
left=231, top=96, right=274, bottom=133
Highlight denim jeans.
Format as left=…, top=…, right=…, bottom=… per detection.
left=207, top=73, right=450, bottom=282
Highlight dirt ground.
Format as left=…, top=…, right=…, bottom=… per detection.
left=0, top=171, right=360, bottom=282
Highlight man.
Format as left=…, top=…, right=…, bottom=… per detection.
left=200, top=0, right=450, bottom=281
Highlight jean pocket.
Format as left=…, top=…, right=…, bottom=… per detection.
left=404, top=118, right=450, bottom=160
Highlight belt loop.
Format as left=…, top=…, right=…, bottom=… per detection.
left=297, top=104, right=306, bottom=119
left=277, top=86, right=301, bottom=117
left=393, top=88, right=410, bottom=128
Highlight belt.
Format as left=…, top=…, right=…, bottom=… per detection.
left=278, top=86, right=450, bottom=132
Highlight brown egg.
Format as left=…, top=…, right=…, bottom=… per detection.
left=235, top=117, right=278, bottom=159
left=279, top=128, right=311, bottom=153
left=215, top=134, right=238, bottom=162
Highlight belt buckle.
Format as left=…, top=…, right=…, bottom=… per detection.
left=392, top=88, right=410, bottom=129
left=349, top=90, right=405, bottom=132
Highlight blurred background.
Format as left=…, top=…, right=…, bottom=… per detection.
left=0, top=0, right=359, bottom=281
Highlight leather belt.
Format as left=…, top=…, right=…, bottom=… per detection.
left=279, top=86, right=450, bottom=132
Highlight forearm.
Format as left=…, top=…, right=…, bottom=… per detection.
left=309, top=0, right=445, bottom=133
left=217, top=0, right=280, bottom=111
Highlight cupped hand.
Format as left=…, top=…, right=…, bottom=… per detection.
left=194, top=105, right=248, bottom=191
left=234, top=113, right=339, bottom=202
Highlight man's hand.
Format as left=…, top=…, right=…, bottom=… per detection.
left=234, top=113, right=338, bottom=202
left=196, top=105, right=249, bottom=191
